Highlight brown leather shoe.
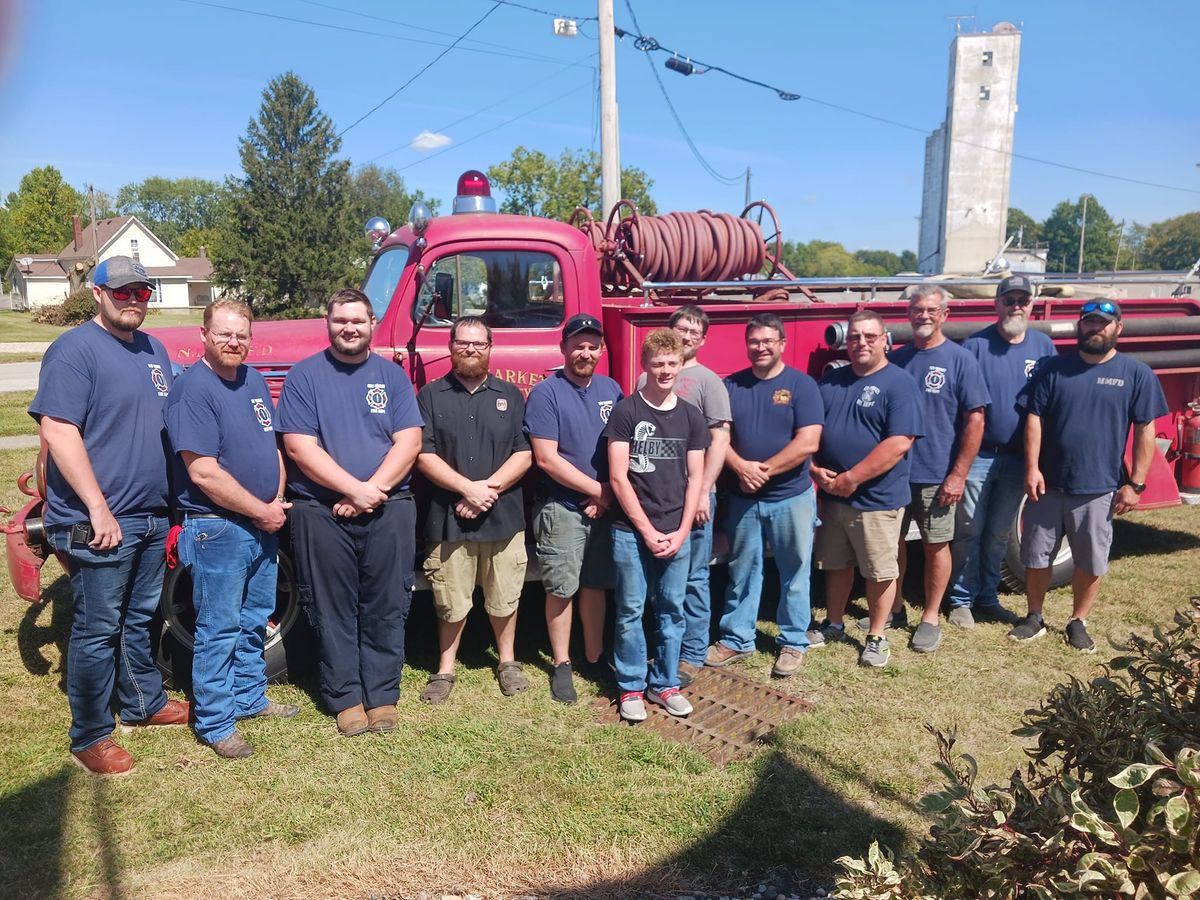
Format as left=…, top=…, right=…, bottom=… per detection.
left=71, top=738, right=134, bottom=776
left=677, top=660, right=704, bottom=688
left=120, top=698, right=190, bottom=732
left=772, top=646, right=805, bottom=678
left=366, top=705, right=397, bottom=733
left=209, top=730, right=254, bottom=759
left=705, top=642, right=752, bottom=667
left=336, top=704, right=369, bottom=737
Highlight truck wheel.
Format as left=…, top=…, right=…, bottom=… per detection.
left=999, top=496, right=1074, bottom=592
left=155, top=546, right=310, bottom=689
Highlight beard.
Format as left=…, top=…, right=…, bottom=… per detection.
left=1078, top=330, right=1118, bottom=355
left=452, top=351, right=490, bottom=379
left=912, top=323, right=936, bottom=340
left=569, top=355, right=597, bottom=378
left=997, top=313, right=1028, bottom=338
left=99, top=304, right=145, bottom=334
left=330, top=330, right=371, bottom=356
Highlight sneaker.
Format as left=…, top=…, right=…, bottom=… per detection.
left=973, top=604, right=1018, bottom=625
left=120, top=698, right=190, bottom=732
left=209, top=731, right=254, bottom=759
left=1007, top=613, right=1047, bottom=643
left=855, top=607, right=909, bottom=632
left=911, top=621, right=942, bottom=653
left=859, top=635, right=891, bottom=668
left=578, top=656, right=615, bottom=686
left=704, top=642, right=752, bottom=667
left=550, top=662, right=577, bottom=705
left=771, top=646, right=805, bottom=678
left=677, top=660, right=704, bottom=688
left=619, top=691, right=647, bottom=723
left=1065, top=618, right=1097, bottom=653
left=248, top=700, right=300, bottom=719
left=646, top=686, right=693, bottom=717
left=805, top=620, right=845, bottom=649
left=71, top=739, right=134, bottom=776
left=947, top=607, right=976, bottom=629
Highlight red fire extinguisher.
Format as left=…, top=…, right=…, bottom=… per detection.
left=1182, top=407, right=1200, bottom=491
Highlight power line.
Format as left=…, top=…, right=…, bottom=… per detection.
left=493, top=0, right=597, bottom=20
left=339, top=3, right=503, bottom=136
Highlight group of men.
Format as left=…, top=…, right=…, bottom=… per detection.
left=33, top=257, right=1169, bottom=769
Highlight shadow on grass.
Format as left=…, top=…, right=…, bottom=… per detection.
left=16, top=573, right=71, bottom=691
left=0, top=766, right=71, bottom=898
left=1110, top=516, right=1200, bottom=561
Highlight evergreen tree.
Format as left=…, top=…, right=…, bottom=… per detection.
left=213, top=72, right=357, bottom=314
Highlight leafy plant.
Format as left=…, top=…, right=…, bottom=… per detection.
left=31, top=288, right=95, bottom=326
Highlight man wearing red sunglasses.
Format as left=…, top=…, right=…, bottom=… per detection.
left=29, top=255, right=189, bottom=775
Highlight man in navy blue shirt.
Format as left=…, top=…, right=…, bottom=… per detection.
left=705, top=313, right=823, bottom=677
left=887, top=287, right=990, bottom=653
left=949, top=275, right=1056, bottom=627
left=166, top=298, right=296, bottom=760
left=809, top=310, right=924, bottom=668
left=30, top=255, right=189, bottom=775
left=1012, top=301, right=1168, bottom=651
left=524, top=314, right=623, bottom=704
left=277, top=288, right=424, bottom=736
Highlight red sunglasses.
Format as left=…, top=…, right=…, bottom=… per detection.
left=107, top=285, right=153, bottom=302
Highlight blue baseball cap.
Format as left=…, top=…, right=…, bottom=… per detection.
left=93, top=255, right=151, bottom=289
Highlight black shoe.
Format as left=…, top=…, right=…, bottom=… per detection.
left=973, top=604, right=1018, bottom=625
left=1064, top=618, right=1096, bottom=653
left=578, top=656, right=614, bottom=686
left=550, top=662, right=577, bottom=704
left=1007, top=613, right=1047, bottom=643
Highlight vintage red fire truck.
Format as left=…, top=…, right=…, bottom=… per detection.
left=6, top=170, right=1200, bottom=682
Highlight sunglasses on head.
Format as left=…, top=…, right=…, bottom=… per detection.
left=1081, top=301, right=1118, bottom=317
left=107, top=285, right=153, bottom=302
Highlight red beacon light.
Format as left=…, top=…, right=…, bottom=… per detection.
left=452, top=170, right=497, bottom=214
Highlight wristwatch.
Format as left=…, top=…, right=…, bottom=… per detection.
left=1124, top=480, right=1146, bottom=494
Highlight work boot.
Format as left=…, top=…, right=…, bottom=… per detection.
left=120, top=698, right=190, bottom=732
left=772, top=647, right=805, bottom=677
left=248, top=700, right=300, bottom=719
left=71, top=739, right=134, bottom=776
left=209, top=731, right=254, bottom=759
left=677, top=660, right=704, bottom=688
left=336, top=704, right=370, bottom=737
left=366, top=705, right=398, bottom=732
left=704, top=642, right=752, bottom=667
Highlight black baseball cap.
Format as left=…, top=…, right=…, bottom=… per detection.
left=1079, top=299, right=1122, bottom=322
left=996, top=274, right=1033, bottom=298
left=562, top=313, right=602, bottom=340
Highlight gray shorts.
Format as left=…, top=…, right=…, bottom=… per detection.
left=533, top=499, right=614, bottom=598
left=903, top=483, right=955, bottom=544
left=1019, top=489, right=1114, bottom=576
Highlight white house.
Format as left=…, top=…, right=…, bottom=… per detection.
left=5, top=215, right=220, bottom=310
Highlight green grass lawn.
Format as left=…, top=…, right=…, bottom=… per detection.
left=0, top=443, right=1196, bottom=899
left=0, top=392, right=35, bottom=437
left=0, top=311, right=68, bottom=343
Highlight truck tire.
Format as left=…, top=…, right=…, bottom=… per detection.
left=155, top=546, right=311, bottom=690
left=999, top=495, right=1074, bottom=593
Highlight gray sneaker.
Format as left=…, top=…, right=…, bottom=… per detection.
left=855, top=607, right=909, bottom=632
left=646, top=686, right=693, bottom=717
left=859, top=635, right=891, bottom=668
left=619, top=692, right=647, bottom=722
left=1064, top=618, right=1096, bottom=653
left=911, top=621, right=942, bottom=653
left=947, top=607, right=976, bottom=629
left=805, top=620, right=846, bottom=649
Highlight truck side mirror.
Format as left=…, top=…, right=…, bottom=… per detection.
left=433, top=272, right=454, bottom=321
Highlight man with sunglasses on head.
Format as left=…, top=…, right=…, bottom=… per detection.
left=948, top=274, right=1057, bottom=629
left=30, top=256, right=189, bottom=775
left=1011, top=300, right=1168, bottom=651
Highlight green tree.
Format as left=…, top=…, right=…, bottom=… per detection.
left=782, top=239, right=895, bottom=277
left=4, top=166, right=85, bottom=254
left=213, top=72, right=357, bottom=314
left=1142, top=211, right=1200, bottom=271
left=899, top=249, right=918, bottom=271
left=1041, top=194, right=1119, bottom=273
left=116, top=176, right=223, bottom=248
left=1006, top=206, right=1043, bottom=245
left=346, top=164, right=439, bottom=234
left=486, top=146, right=655, bottom=221
left=1121, top=222, right=1150, bottom=270
left=853, top=249, right=905, bottom=275
left=176, top=227, right=221, bottom=259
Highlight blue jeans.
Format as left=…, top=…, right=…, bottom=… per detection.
left=612, top=526, right=689, bottom=693
left=948, top=450, right=1025, bottom=609
left=718, top=489, right=817, bottom=652
left=50, top=513, right=170, bottom=753
left=179, top=515, right=278, bottom=744
left=679, top=492, right=715, bottom=666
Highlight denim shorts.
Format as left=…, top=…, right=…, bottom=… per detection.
left=532, top=499, right=614, bottom=597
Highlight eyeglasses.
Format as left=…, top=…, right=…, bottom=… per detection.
left=1081, top=301, right=1118, bottom=317
left=1000, top=293, right=1033, bottom=307
left=206, top=329, right=251, bottom=345
left=452, top=340, right=491, bottom=351
left=846, top=333, right=884, bottom=345
left=747, top=338, right=782, bottom=348
left=673, top=324, right=704, bottom=337
left=107, top=286, right=153, bottom=302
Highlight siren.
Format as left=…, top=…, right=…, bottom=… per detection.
left=452, top=170, right=497, bottom=214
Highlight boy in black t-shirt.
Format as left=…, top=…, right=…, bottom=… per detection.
left=605, top=329, right=710, bottom=722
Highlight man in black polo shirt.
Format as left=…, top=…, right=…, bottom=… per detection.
left=417, top=316, right=533, bottom=703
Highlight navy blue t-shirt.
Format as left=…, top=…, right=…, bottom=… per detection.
left=724, top=365, right=824, bottom=502
left=1025, top=352, right=1168, bottom=495
left=523, top=370, right=623, bottom=509
left=30, top=320, right=173, bottom=527
left=889, top=340, right=990, bottom=484
left=815, top=363, right=925, bottom=511
left=275, top=350, right=424, bottom=503
left=165, top=362, right=281, bottom=514
left=962, top=324, right=1056, bottom=451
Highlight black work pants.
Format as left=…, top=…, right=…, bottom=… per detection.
left=289, top=496, right=416, bottom=712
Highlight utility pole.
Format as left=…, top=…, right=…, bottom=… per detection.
left=744, top=167, right=752, bottom=208
left=88, top=185, right=99, bottom=261
left=1077, top=193, right=1089, bottom=274
left=597, top=0, right=620, bottom=219
left=1113, top=219, right=1126, bottom=272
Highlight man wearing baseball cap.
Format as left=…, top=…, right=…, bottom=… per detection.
left=1011, top=300, right=1168, bottom=651
left=522, top=313, right=623, bottom=702
left=29, top=256, right=189, bottom=775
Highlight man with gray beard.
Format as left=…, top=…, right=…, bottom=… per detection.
left=946, top=275, right=1056, bottom=626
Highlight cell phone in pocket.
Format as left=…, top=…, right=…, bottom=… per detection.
left=69, top=522, right=95, bottom=549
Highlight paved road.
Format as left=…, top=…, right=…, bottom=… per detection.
left=0, top=362, right=39, bottom=392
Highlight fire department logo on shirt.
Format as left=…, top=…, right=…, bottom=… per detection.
left=772, top=389, right=792, bottom=406
left=857, top=385, right=881, bottom=408
left=496, top=398, right=508, bottom=412
left=598, top=399, right=614, bottom=423
left=147, top=363, right=168, bottom=397
left=923, top=366, right=947, bottom=394
left=251, top=397, right=273, bottom=431
left=365, top=383, right=388, bottom=414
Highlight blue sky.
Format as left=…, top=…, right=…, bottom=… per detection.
left=1, top=0, right=1197, bottom=255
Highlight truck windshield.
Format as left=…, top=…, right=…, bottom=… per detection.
left=361, top=244, right=409, bottom=320
left=412, top=250, right=564, bottom=330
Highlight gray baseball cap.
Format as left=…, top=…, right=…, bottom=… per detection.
left=996, top=274, right=1033, bottom=298
left=93, top=255, right=151, bottom=289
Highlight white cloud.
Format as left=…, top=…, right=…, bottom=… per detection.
left=411, top=131, right=452, bottom=152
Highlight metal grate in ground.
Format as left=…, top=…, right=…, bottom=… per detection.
left=593, top=665, right=813, bottom=766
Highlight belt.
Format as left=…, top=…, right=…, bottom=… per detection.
left=184, top=512, right=224, bottom=519
left=980, top=442, right=1017, bottom=455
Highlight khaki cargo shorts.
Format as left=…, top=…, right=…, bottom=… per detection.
left=423, top=532, right=528, bottom=623
left=813, top=500, right=903, bottom=581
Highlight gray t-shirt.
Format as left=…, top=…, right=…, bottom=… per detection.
left=637, top=362, right=731, bottom=427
